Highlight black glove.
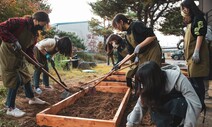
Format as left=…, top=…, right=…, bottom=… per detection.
left=112, top=64, right=120, bottom=71
left=10, top=41, right=22, bottom=51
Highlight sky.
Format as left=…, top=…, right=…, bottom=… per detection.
left=47, top=0, right=97, bottom=24
left=46, top=0, right=182, bottom=47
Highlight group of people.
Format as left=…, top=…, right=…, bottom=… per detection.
left=105, top=0, right=210, bottom=126
left=0, top=11, right=73, bottom=117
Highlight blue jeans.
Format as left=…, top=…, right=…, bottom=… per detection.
left=5, top=76, right=34, bottom=109
left=33, top=63, right=49, bottom=88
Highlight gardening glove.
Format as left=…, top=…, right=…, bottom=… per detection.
left=134, top=44, right=141, bottom=54
left=10, top=41, right=22, bottom=51
left=112, top=63, right=120, bottom=71
left=134, top=56, right=139, bottom=64
left=192, top=49, right=200, bottom=63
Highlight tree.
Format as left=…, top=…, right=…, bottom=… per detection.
left=88, top=0, right=182, bottom=29
left=158, top=6, right=184, bottom=36
left=44, top=27, right=85, bottom=50
left=0, top=0, right=51, bottom=22
left=88, top=17, right=113, bottom=45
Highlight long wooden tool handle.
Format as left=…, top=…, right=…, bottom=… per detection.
left=52, top=65, right=68, bottom=87
left=118, top=62, right=137, bottom=71
left=92, top=53, right=136, bottom=88
left=118, top=53, right=135, bottom=68
left=20, top=50, right=70, bottom=91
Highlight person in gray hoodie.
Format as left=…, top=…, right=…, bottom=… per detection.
left=126, top=61, right=202, bottom=127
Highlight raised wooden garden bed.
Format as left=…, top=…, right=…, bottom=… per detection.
left=36, top=86, right=131, bottom=127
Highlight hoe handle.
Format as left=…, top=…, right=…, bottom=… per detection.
left=20, top=50, right=70, bottom=92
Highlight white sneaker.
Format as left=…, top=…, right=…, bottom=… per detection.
left=35, top=88, right=42, bottom=94
left=28, top=97, right=46, bottom=105
left=6, top=108, right=25, bottom=117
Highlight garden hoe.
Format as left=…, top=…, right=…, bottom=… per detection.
left=87, top=53, right=136, bottom=95
left=20, top=50, right=72, bottom=99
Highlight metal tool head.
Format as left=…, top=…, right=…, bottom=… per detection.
left=60, top=90, right=72, bottom=99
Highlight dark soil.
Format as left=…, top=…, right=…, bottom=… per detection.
left=57, top=91, right=125, bottom=120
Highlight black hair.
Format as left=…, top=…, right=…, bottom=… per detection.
left=105, top=34, right=124, bottom=56
left=57, top=36, right=72, bottom=57
left=135, top=61, right=167, bottom=107
left=32, top=11, right=50, bottom=23
left=106, top=34, right=123, bottom=44
left=181, top=0, right=204, bottom=20
left=112, top=13, right=132, bottom=28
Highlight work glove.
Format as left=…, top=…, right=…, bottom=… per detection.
left=134, top=56, right=139, bottom=63
left=134, top=45, right=141, bottom=54
left=192, top=50, right=200, bottom=63
left=10, top=41, right=22, bottom=51
left=112, top=64, right=120, bottom=71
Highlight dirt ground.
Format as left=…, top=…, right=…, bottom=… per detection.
left=0, top=64, right=212, bottom=127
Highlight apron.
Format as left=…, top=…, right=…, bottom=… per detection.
left=125, top=33, right=138, bottom=78
left=184, top=24, right=209, bottom=77
left=0, top=28, right=35, bottom=88
left=126, top=32, right=162, bottom=66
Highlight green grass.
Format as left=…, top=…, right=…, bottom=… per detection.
left=0, top=85, right=6, bottom=108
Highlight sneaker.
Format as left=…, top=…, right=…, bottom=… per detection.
left=44, top=85, right=54, bottom=91
left=6, top=108, right=25, bottom=117
left=28, top=97, right=46, bottom=105
left=35, top=88, right=42, bottom=94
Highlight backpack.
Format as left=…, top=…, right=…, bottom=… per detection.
left=206, top=25, right=212, bottom=42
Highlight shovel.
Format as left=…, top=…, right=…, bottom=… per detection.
left=20, top=50, right=72, bottom=99
left=87, top=53, right=135, bottom=94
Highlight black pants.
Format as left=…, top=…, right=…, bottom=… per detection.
left=189, top=77, right=205, bottom=110
left=150, top=97, right=187, bottom=127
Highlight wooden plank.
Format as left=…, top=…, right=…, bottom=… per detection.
left=36, top=86, right=130, bottom=127
left=95, top=86, right=128, bottom=93
left=113, top=71, right=125, bottom=75
left=39, top=88, right=89, bottom=114
left=113, top=88, right=131, bottom=127
left=37, top=114, right=115, bottom=127
left=104, top=75, right=126, bottom=82
left=98, top=81, right=127, bottom=87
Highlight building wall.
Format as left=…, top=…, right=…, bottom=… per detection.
left=52, top=21, right=104, bottom=51
left=199, top=0, right=212, bottom=26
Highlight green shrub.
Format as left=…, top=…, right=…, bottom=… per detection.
left=76, top=52, right=94, bottom=62
left=0, top=86, right=6, bottom=100
left=93, top=54, right=107, bottom=61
